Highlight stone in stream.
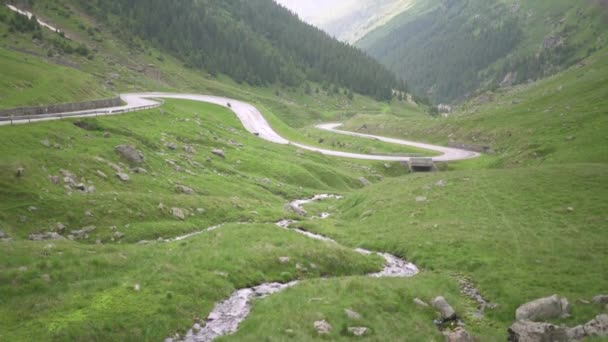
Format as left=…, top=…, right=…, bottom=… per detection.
left=115, top=145, right=145, bottom=164
left=314, top=320, right=332, bottom=335
left=432, top=296, right=457, bottom=321
left=515, top=295, right=570, bottom=321
left=171, top=208, right=186, bottom=220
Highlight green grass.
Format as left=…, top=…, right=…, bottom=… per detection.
left=0, top=48, right=113, bottom=108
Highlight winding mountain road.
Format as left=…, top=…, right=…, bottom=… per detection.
left=1, top=92, right=480, bottom=162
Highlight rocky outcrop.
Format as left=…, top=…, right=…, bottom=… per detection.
left=358, top=177, right=371, bottom=186
left=568, top=314, right=608, bottom=340
left=508, top=321, right=568, bottom=342
left=29, top=232, right=65, bottom=241
left=515, top=295, right=570, bottom=321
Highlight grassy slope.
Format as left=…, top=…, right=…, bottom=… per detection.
left=1, top=1, right=607, bottom=341
left=0, top=99, right=399, bottom=341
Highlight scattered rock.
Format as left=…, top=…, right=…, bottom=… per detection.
left=515, top=295, right=570, bottom=321
left=348, top=327, right=368, bottom=337
left=582, top=314, right=608, bottom=338
left=134, top=284, right=141, bottom=292
left=48, top=175, right=60, bottom=184
left=55, top=223, right=65, bottom=232
left=116, top=173, right=130, bottom=182
left=40, top=139, right=51, bottom=147
left=175, top=185, right=194, bottom=194
left=345, top=309, right=362, bottom=319
left=171, top=208, right=186, bottom=220
left=85, top=210, right=94, bottom=217
left=96, top=170, right=108, bottom=179
left=508, top=321, right=568, bottom=342
left=70, top=226, right=96, bottom=240
left=436, top=180, right=447, bottom=187
left=565, top=136, right=576, bottom=141
left=432, top=296, right=457, bottom=321
left=113, top=232, right=125, bottom=239
left=29, top=232, right=65, bottom=241
left=314, top=320, right=332, bottom=335
left=109, top=163, right=123, bottom=173
left=184, top=145, right=197, bottom=154
left=384, top=163, right=392, bottom=169
left=279, top=256, right=290, bottom=264
left=416, top=196, right=428, bottom=203
left=115, top=145, right=145, bottom=164
left=18, top=266, right=28, bottom=272
left=211, top=148, right=226, bottom=158
left=358, top=177, right=371, bottom=186
left=166, top=142, right=178, bottom=150
left=28, top=206, right=38, bottom=212
left=414, top=298, right=430, bottom=307
left=593, top=295, right=608, bottom=305
left=103, top=132, right=111, bottom=138
left=445, top=327, right=473, bottom=342
left=16, top=167, right=25, bottom=178
left=41, top=274, right=51, bottom=282
left=131, top=167, right=148, bottom=174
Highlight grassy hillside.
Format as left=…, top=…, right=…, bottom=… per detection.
left=342, top=46, right=608, bottom=167
left=358, top=0, right=608, bottom=103
left=1, top=0, right=607, bottom=341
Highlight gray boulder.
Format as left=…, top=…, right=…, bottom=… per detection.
left=358, top=177, right=371, bottom=186
left=115, top=145, right=145, bottom=164
left=515, top=295, right=570, bottom=321
left=344, top=309, right=362, bottom=319
left=445, top=327, right=473, bottom=342
left=175, top=185, right=194, bottom=194
left=432, top=296, right=457, bottom=320
left=116, top=173, right=130, bottom=182
left=508, top=321, right=568, bottom=342
left=314, top=320, right=332, bottom=335
left=211, top=148, right=225, bottom=158
left=70, top=226, right=96, bottom=240
left=593, top=295, right=608, bottom=305
left=583, top=314, right=608, bottom=338
left=166, top=142, right=178, bottom=150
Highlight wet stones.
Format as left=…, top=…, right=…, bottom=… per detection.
left=314, top=320, right=332, bottom=335
left=115, top=145, right=145, bottom=164
left=432, top=296, right=457, bottom=321
left=515, top=295, right=570, bottom=321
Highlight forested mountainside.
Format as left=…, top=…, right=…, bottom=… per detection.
left=358, top=0, right=608, bottom=103
left=74, top=0, right=403, bottom=100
